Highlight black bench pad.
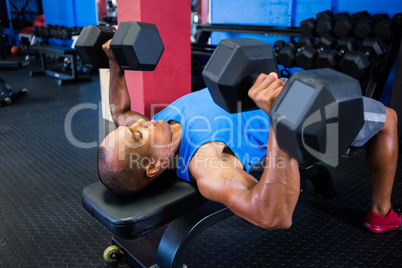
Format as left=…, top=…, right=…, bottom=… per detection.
left=82, top=174, right=208, bottom=239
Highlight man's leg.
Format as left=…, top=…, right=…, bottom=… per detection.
left=366, top=107, right=398, bottom=216
left=349, top=97, right=401, bottom=232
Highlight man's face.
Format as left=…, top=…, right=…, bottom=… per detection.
left=101, top=119, right=173, bottom=166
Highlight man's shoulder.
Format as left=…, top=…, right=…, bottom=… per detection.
left=188, top=141, right=244, bottom=181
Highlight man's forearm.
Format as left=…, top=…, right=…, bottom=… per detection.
left=251, top=127, right=300, bottom=227
left=108, top=59, right=132, bottom=126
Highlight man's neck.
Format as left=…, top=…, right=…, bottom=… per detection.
left=169, top=120, right=182, bottom=156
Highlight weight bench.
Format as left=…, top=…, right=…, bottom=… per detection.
left=82, top=172, right=234, bottom=267
left=82, top=163, right=335, bottom=268
left=30, top=45, right=92, bottom=85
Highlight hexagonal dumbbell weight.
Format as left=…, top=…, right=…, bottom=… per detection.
left=75, top=21, right=164, bottom=71
left=269, top=68, right=364, bottom=166
left=277, top=40, right=298, bottom=68
left=353, top=12, right=396, bottom=43
left=295, top=34, right=336, bottom=70
left=202, top=38, right=364, bottom=166
left=295, top=36, right=316, bottom=70
left=316, top=10, right=335, bottom=37
left=339, top=37, right=386, bottom=78
left=315, top=37, right=358, bottom=69
left=202, top=38, right=281, bottom=113
left=299, top=10, right=335, bottom=37
left=334, top=15, right=356, bottom=38
left=75, top=25, right=116, bottom=69
left=300, top=18, right=317, bottom=36
left=273, top=40, right=286, bottom=57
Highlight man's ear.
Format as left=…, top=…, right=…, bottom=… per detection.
left=145, top=160, right=161, bottom=178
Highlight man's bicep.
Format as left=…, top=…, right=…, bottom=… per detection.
left=196, top=170, right=255, bottom=202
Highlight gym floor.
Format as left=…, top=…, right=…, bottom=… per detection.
left=1, top=59, right=402, bottom=267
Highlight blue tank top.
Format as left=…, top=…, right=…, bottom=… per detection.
left=153, top=88, right=270, bottom=182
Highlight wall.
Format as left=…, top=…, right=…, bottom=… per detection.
left=115, top=0, right=192, bottom=118
left=210, top=0, right=401, bottom=27
left=42, top=0, right=97, bottom=27
left=210, top=0, right=401, bottom=43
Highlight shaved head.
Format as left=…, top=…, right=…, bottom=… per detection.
left=97, top=127, right=152, bottom=195
left=97, top=119, right=178, bottom=195
left=97, top=145, right=149, bottom=195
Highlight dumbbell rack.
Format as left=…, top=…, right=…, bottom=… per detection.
left=192, top=24, right=301, bottom=56
left=192, top=23, right=402, bottom=101
left=195, top=24, right=301, bottom=43
left=363, top=37, right=401, bottom=99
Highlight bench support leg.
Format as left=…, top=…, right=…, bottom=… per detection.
left=110, top=202, right=233, bottom=268
left=112, top=236, right=158, bottom=268
left=155, top=202, right=233, bottom=268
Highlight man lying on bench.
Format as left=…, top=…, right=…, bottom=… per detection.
left=97, top=39, right=401, bottom=234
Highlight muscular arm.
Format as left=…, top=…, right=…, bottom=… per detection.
left=190, top=129, right=300, bottom=229
left=102, top=40, right=149, bottom=127
left=190, top=72, right=300, bottom=229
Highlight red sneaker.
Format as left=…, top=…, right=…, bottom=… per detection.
left=363, top=207, right=402, bottom=233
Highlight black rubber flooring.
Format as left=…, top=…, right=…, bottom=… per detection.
left=1, top=60, right=402, bottom=267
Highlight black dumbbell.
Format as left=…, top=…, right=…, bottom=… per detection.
left=300, top=11, right=348, bottom=37
left=373, top=14, right=396, bottom=44
left=300, top=18, right=317, bottom=36
left=351, top=11, right=374, bottom=40
left=315, top=37, right=358, bottom=69
left=36, top=26, right=45, bottom=38
left=59, top=27, right=72, bottom=40
left=277, top=40, right=299, bottom=68
left=299, top=10, right=334, bottom=36
left=273, top=40, right=286, bottom=57
left=360, top=37, right=387, bottom=60
left=32, top=26, right=40, bottom=37
left=334, top=15, right=356, bottom=38
left=41, top=24, right=52, bottom=38
left=353, top=12, right=396, bottom=43
left=55, top=26, right=64, bottom=39
left=75, top=21, right=164, bottom=70
left=352, top=11, right=371, bottom=21
left=286, top=40, right=297, bottom=47
left=316, top=18, right=334, bottom=37
left=317, top=10, right=334, bottom=20
left=354, top=19, right=374, bottom=40
left=295, top=36, right=317, bottom=69
left=391, top=13, right=402, bottom=34
left=62, top=27, right=82, bottom=40
left=316, top=10, right=335, bottom=37
left=201, top=38, right=364, bottom=166
left=49, top=25, right=60, bottom=38
left=294, top=34, right=335, bottom=70
left=339, top=37, right=386, bottom=78
left=314, top=33, right=336, bottom=49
